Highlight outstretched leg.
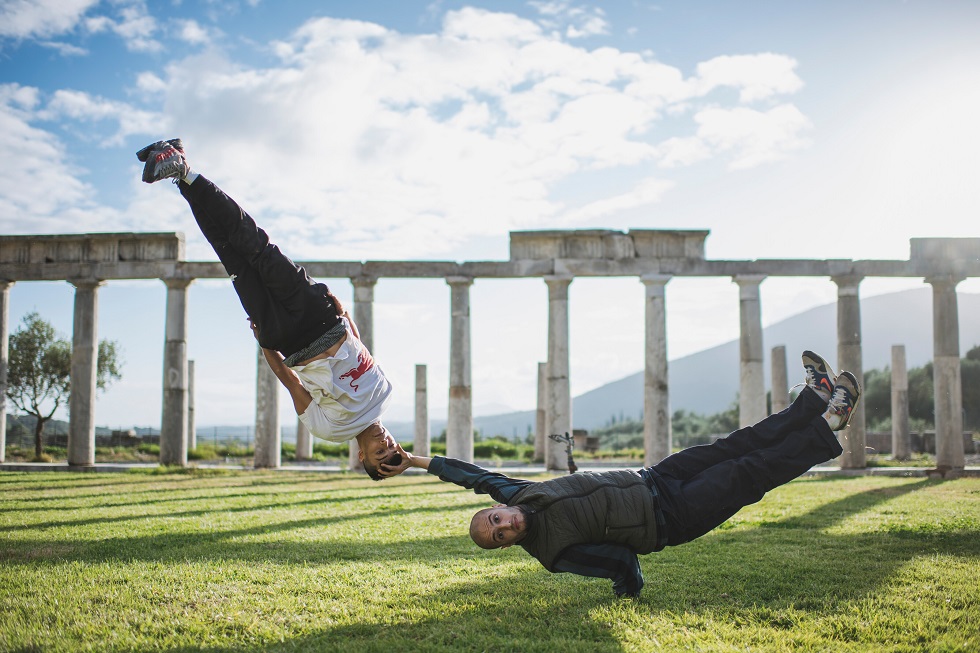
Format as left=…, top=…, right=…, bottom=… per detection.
left=654, top=371, right=860, bottom=546
left=649, top=351, right=837, bottom=482
left=139, top=139, right=341, bottom=357
left=178, top=176, right=340, bottom=357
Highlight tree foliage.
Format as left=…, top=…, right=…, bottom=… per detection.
left=6, top=312, right=122, bottom=459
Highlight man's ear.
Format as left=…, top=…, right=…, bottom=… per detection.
left=357, top=448, right=364, bottom=462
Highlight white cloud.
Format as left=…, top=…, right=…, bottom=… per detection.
left=0, top=0, right=99, bottom=40
left=42, top=89, right=160, bottom=143
left=38, top=39, right=88, bottom=56
left=695, top=53, right=804, bottom=103
left=562, top=177, right=675, bottom=223
left=0, top=84, right=120, bottom=233
left=2, top=7, right=809, bottom=263
left=530, top=1, right=609, bottom=39
left=175, top=18, right=211, bottom=45
left=694, top=104, right=812, bottom=169
left=84, top=2, right=160, bottom=52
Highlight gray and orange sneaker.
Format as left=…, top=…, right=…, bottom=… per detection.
left=136, top=138, right=189, bottom=184
left=802, top=350, right=836, bottom=402
left=824, top=371, right=861, bottom=431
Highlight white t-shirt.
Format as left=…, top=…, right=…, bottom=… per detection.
left=290, top=317, right=392, bottom=442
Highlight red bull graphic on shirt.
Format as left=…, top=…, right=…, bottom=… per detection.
left=339, top=351, right=375, bottom=391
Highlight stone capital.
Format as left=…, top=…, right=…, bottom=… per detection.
left=924, top=274, right=964, bottom=290
left=162, top=277, right=194, bottom=290
left=732, top=274, right=766, bottom=287
left=831, top=274, right=864, bottom=295
left=445, top=276, right=474, bottom=287
left=351, top=275, right=378, bottom=289
left=67, top=278, right=106, bottom=291
left=640, top=273, right=671, bottom=287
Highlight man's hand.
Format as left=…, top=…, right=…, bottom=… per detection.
left=378, top=443, right=413, bottom=478
left=379, top=443, right=430, bottom=477
left=248, top=317, right=259, bottom=341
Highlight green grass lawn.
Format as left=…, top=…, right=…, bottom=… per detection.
left=1, top=469, right=978, bottom=653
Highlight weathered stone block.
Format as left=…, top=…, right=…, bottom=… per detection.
left=911, top=238, right=980, bottom=261
left=510, top=229, right=709, bottom=260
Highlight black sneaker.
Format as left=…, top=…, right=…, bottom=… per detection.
left=825, top=371, right=861, bottom=431
left=802, top=350, right=836, bottom=401
left=136, top=138, right=189, bottom=184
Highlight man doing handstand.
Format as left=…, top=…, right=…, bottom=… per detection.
left=383, top=351, right=861, bottom=597
left=138, top=139, right=402, bottom=479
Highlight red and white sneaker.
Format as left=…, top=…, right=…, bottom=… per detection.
left=136, top=138, right=189, bottom=184
left=824, top=371, right=861, bottom=431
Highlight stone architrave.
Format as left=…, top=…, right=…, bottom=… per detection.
left=0, top=281, right=11, bottom=464
left=160, top=278, right=192, bottom=467
left=446, top=276, right=474, bottom=462
left=890, top=345, right=911, bottom=461
left=68, top=279, right=105, bottom=467
left=928, top=276, right=965, bottom=473
left=414, top=364, right=430, bottom=457
left=544, top=276, right=572, bottom=471
left=771, top=345, right=789, bottom=414
left=833, top=275, right=866, bottom=468
left=349, top=277, right=377, bottom=471
left=296, top=417, right=313, bottom=461
left=254, top=345, right=281, bottom=468
left=641, top=274, right=671, bottom=465
left=187, top=359, right=196, bottom=452
left=734, top=275, right=766, bottom=427
left=534, top=362, right=547, bottom=464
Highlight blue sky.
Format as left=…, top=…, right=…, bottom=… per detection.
left=2, top=0, right=979, bottom=431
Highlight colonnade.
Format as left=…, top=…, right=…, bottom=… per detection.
left=0, top=231, right=975, bottom=476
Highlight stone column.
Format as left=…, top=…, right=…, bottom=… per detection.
left=890, top=345, right=911, bottom=461
left=545, top=276, right=572, bottom=471
left=446, top=276, right=474, bottom=462
left=349, top=277, right=377, bottom=471
left=254, top=346, right=281, bottom=468
left=68, top=279, right=105, bottom=467
left=295, top=418, right=313, bottom=461
left=160, top=278, right=191, bottom=467
left=771, top=345, right=789, bottom=414
left=0, top=281, right=12, bottom=464
left=833, top=275, right=866, bottom=468
left=187, top=359, right=196, bottom=452
left=414, top=364, right=429, bottom=457
left=928, top=276, right=965, bottom=473
left=0, top=281, right=14, bottom=463
left=534, top=362, right=547, bottom=464
left=734, top=275, right=766, bottom=427
left=641, top=274, right=671, bottom=465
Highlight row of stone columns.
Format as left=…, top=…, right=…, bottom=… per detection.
left=0, top=272, right=968, bottom=475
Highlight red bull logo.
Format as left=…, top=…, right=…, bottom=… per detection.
left=339, top=352, right=375, bottom=391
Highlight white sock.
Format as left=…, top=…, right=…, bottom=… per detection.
left=182, top=171, right=199, bottom=185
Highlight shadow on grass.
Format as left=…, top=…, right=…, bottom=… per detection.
left=0, top=475, right=439, bottom=517
left=0, top=488, right=468, bottom=532
left=0, top=494, right=495, bottom=566
left=169, top=571, right=627, bottom=653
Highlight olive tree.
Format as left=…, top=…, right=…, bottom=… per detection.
left=6, top=312, right=122, bottom=459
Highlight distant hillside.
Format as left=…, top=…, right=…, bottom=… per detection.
left=468, top=288, right=980, bottom=435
